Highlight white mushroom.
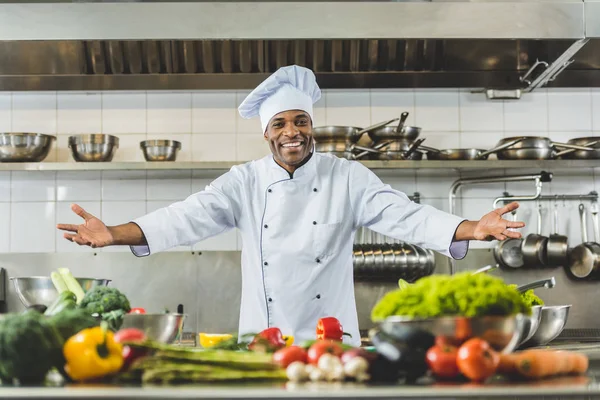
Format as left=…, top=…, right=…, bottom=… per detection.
left=286, top=362, right=308, bottom=382
left=343, top=357, right=369, bottom=379
left=309, top=367, right=326, bottom=382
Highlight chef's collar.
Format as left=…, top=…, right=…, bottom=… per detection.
left=269, top=151, right=315, bottom=180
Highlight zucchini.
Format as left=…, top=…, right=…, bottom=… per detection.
left=44, top=291, right=77, bottom=316
left=57, top=268, right=85, bottom=304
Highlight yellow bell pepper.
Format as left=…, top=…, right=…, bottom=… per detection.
left=199, top=333, right=233, bottom=348
left=283, top=335, right=294, bottom=347
left=63, top=323, right=124, bottom=381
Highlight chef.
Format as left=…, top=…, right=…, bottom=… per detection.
left=57, top=65, right=525, bottom=346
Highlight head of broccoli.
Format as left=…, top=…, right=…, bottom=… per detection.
left=80, top=286, right=131, bottom=315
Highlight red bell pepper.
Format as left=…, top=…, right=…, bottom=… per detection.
left=316, top=317, right=352, bottom=341
left=248, top=327, right=287, bottom=352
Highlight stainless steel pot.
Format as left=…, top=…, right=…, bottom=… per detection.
left=367, top=112, right=422, bottom=143
left=0, top=133, right=56, bottom=162
left=558, top=138, right=600, bottom=160
left=567, top=204, right=600, bottom=279
left=546, top=203, right=568, bottom=267
left=521, top=204, right=548, bottom=267
left=493, top=210, right=525, bottom=268
left=312, top=118, right=399, bottom=145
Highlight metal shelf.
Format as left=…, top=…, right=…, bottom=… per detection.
left=0, top=160, right=598, bottom=172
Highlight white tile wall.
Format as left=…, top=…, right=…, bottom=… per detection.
left=0, top=88, right=597, bottom=253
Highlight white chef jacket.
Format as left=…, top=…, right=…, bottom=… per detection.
left=131, top=153, right=469, bottom=346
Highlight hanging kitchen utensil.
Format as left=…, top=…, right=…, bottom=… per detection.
left=557, top=138, right=600, bottom=160
left=423, top=138, right=525, bottom=161
left=495, top=136, right=594, bottom=160
left=396, top=111, right=409, bottom=132
left=521, top=203, right=549, bottom=267
left=567, top=203, right=600, bottom=279
left=591, top=201, right=600, bottom=242
left=516, top=277, right=556, bottom=293
left=546, top=201, right=568, bottom=267
left=312, top=118, right=399, bottom=146
left=494, top=210, right=525, bottom=269
left=367, top=112, right=422, bottom=143
left=472, top=264, right=500, bottom=275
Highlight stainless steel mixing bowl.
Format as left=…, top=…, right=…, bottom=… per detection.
left=122, top=313, right=186, bottom=344
left=516, top=305, right=543, bottom=347
left=0, top=133, right=56, bottom=162
left=379, top=314, right=524, bottom=354
left=10, top=276, right=111, bottom=308
left=68, top=134, right=119, bottom=162
left=140, top=140, right=181, bottom=162
left=522, top=305, right=570, bottom=347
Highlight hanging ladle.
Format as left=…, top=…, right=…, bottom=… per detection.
left=516, top=277, right=556, bottom=293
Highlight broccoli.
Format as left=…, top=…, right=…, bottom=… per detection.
left=79, top=286, right=131, bottom=331
left=0, top=311, right=63, bottom=384
left=48, top=308, right=100, bottom=343
left=372, top=272, right=531, bottom=321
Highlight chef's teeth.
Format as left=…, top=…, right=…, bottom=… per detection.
left=282, top=142, right=302, bottom=148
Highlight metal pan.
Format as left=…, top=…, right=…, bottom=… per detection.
left=521, top=204, right=549, bottom=267
left=495, top=136, right=594, bottom=160
left=546, top=203, right=568, bottom=267
left=557, top=138, right=600, bottom=160
left=493, top=210, right=525, bottom=269
left=567, top=204, right=600, bottom=279
left=423, top=138, right=525, bottom=160
left=367, top=112, right=422, bottom=143
left=374, top=138, right=426, bottom=161
left=312, top=118, right=399, bottom=145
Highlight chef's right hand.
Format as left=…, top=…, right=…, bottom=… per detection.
left=56, top=204, right=114, bottom=248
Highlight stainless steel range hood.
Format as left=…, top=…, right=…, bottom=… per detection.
left=0, top=1, right=598, bottom=91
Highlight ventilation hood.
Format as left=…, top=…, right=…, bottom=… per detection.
left=0, top=1, right=598, bottom=92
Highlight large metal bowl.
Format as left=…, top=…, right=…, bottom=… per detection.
left=0, top=133, right=56, bottom=162
left=68, top=134, right=119, bottom=162
left=121, top=313, right=186, bottom=344
left=516, top=305, right=543, bottom=347
left=522, top=305, right=570, bottom=347
left=140, top=140, right=181, bottom=162
left=379, top=314, right=525, bottom=353
left=10, top=276, right=111, bottom=308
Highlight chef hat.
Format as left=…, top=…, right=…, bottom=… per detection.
left=238, top=65, right=321, bottom=133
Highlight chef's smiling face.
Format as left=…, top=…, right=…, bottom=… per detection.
left=264, top=110, right=313, bottom=173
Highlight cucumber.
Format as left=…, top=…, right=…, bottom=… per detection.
left=57, top=268, right=85, bottom=305
left=44, top=291, right=77, bottom=316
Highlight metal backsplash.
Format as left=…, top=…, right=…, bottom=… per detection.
left=0, top=249, right=596, bottom=334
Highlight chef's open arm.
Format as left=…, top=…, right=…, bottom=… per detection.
left=349, top=163, right=524, bottom=259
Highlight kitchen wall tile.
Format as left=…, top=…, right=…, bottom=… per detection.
left=325, top=90, right=371, bottom=128
left=12, top=93, right=57, bottom=134
left=101, top=201, right=147, bottom=252
left=550, top=131, right=593, bottom=145
left=459, top=169, right=507, bottom=199
left=379, top=173, right=417, bottom=196
left=55, top=201, right=102, bottom=253
left=236, top=91, right=261, bottom=134
left=459, top=91, right=503, bottom=132
left=11, top=202, right=56, bottom=253
left=548, top=89, right=592, bottom=132
left=419, top=197, right=449, bottom=213
left=57, top=171, right=102, bottom=201
left=111, top=134, right=146, bottom=162
left=146, top=200, right=192, bottom=251
left=192, top=92, right=236, bottom=134
left=370, top=89, right=415, bottom=126
left=147, top=171, right=192, bottom=201
left=147, top=93, right=192, bottom=134
left=419, top=131, right=460, bottom=149
left=550, top=170, right=595, bottom=195
left=504, top=90, right=548, bottom=132
left=593, top=89, right=600, bottom=131
left=102, top=93, right=146, bottom=134
left=236, top=134, right=270, bottom=162
left=191, top=133, right=237, bottom=162
left=415, top=91, right=459, bottom=131
left=0, top=203, right=10, bottom=252
left=57, top=93, right=102, bottom=134
left=415, top=170, right=460, bottom=200
left=0, top=172, right=10, bottom=202
left=0, top=94, right=11, bottom=131
left=102, top=171, right=146, bottom=201
left=459, top=131, right=504, bottom=150
left=11, top=171, right=56, bottom=202
left=145, top=133, right=192, bottom=162
left=191, top=177, right=212, bottom=194
left=193, top=229, right=237, bottom=251
left=55, top=135, right=73, bottom=163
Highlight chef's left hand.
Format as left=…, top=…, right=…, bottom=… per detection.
left=456, top=201, right=526, bottom=241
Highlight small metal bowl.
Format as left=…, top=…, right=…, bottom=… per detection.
left=10, top=276, right=111, bottom=308
left=522, top=305, right=570, bottom=347
left=122, top=313, right=186, bottom=344
left=379, top=314, right=525, bottom=353
left=140, top=140, right=181, bottom=162
left=68, top=134, right=119, bottom=162
left=0, top=132, right=56, bottom=162
left=516, top=305, right=543, bottom=347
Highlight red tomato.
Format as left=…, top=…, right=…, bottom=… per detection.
left=114, top=328, right=147, bottom=344
left=307, top=340, right=343, bottom=365
left=457, top=338, right=499, bottom=382
left=272, top=346, right=308, bottom=368
left=426, top=345, right=460, bottom=379
left=129, top=307, right=146, bottom=314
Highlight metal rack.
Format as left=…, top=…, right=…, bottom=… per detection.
left=497, top=191, right=599, bottom=206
